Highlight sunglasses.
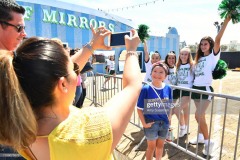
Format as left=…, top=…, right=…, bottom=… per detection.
left=0, top=21, right=25, bottom=33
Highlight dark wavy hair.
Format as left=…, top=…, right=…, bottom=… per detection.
left=195, top=36, right=214, bottom=64
left=164, top=52, right=176, bottom=67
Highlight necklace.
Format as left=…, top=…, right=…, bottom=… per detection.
left=36, top=106, right=58, bottom=120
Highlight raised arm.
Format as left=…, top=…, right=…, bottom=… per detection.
left=144, top=40, right=150, bottom=62
left=214, top=15, right=231, bottom=53
left=71, top=26, right=112, bottom=70
left=104, top=29, right=142, bottom=151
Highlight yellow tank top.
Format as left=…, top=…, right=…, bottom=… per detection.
left=19, top=106, right=113, bottom=160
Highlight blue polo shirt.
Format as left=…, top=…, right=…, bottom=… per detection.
left=137, top=83, right=172, bottom=124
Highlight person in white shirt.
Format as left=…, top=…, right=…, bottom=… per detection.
left=102, top=55, right=116, bottom=89
left=163, top=51, right=177, bottom=142
left=189, top=15, right=231, bottom=157
left=174, top=47, right=194, bottom=138
left=164, top=51, right=177, bottom=86
left=143, top=40, right=161, bottom=83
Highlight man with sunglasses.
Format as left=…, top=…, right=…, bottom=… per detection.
left=0, top=0, right=27, bottom=158
left=0, top=0, right=26, bottom=51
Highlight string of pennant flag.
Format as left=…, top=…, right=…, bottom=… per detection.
left=98, top=0, right=164, bottom=12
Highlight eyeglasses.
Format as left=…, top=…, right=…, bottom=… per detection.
left=0, top=21, right=25, bottom=33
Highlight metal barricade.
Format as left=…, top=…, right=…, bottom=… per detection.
left=85, top=72, right=123, bottom=107
left=85, top=71, right=96, bottom=106
left=85, top=73, right=240, bottom=160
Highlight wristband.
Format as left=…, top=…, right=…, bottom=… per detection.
left=125, top=51, right=139, bottom=60
left=84, top=43, right=95, bottom=54
left=126, top=51, right=139, bottom=57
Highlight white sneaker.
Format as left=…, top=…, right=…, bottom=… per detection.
left=179, top=128, right=187, bottom=138
left=166, top=128, right=175, bottom=142
left=203, top=141, right=214, bottom=156
left=189, top=137, right=204, bottom=145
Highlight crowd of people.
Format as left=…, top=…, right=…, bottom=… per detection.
left=0, top=0, right=142, bottom=160
left=138, top=14, right=231, bottom=160
left=0, top=0, right=232, bottom=160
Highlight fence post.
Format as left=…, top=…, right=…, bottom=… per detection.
left=93, top=73, right=97, bottom=106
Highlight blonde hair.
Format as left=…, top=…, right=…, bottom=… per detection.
left=0, top=52, right=37, bottom=149
left=151, top=52, right=161, bottom=59
left=176, top=47, right=194, bottom=71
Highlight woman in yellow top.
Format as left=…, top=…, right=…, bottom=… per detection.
left=0, top=26, right=142, bottom=160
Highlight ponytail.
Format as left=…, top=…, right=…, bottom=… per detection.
left=0, top=53, right=37, bottom=149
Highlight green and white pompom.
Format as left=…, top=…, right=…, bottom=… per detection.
left=218, top=0, right=240, bottom=24
left=212, top=59, right=228, bottom=80
left=137, top=24, right=150, bottom=43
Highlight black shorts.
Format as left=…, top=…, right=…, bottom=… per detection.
left=172, top=89, right=179, bottom=100
left=172, top=89, right=190, bottom=100
left=109, top=70, right=115, bottom=75
left=191, top=85, right=214, bottom=100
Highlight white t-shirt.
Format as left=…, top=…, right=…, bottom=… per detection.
left=177, top=63, right=194, bottom=88
left=144, top=60, right=152, bottom=83
left=108, top=60, right=115, bottom=70
left=164, top=66, right=177, bottom=85
left=193, top=50, right=220, bottom=86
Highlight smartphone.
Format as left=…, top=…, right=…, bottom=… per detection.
left=108, top=31, right=132, bottom=47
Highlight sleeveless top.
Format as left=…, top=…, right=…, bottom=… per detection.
left=18, top=106, right=113, bottom=160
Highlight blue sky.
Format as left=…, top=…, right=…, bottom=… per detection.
left=58, top=0, right=239, bottom=45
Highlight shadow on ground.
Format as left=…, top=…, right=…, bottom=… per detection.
left=118, top=130, right=210, bottom=160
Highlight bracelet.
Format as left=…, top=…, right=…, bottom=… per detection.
left=84, top=43, right=95, bottom=54
left=126, top=51, right=139, bottom=58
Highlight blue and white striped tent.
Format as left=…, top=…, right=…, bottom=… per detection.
left=17, top=0, right=179, bottom=73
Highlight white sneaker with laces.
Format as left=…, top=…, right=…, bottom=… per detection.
left=203, top=141, right=214, bottom=156
left=189, top=137, right=204, bottom=145
left=179, top=128, right=187, bottom=138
